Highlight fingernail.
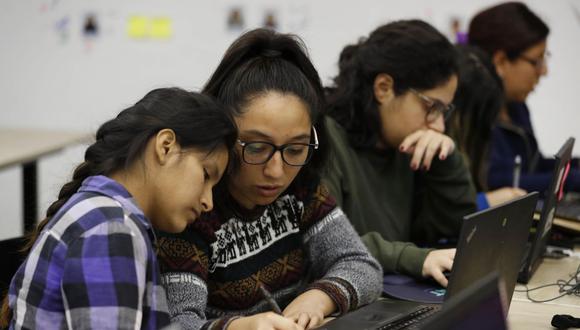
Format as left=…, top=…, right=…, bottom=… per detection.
left=440, top=154, right=446, bottom=160
left=411, top=163, right=417, bottom=170
left=399, top=145, right=405, bottom=152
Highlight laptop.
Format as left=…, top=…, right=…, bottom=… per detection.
left=553, top=192, right=580, bottom=222
left=519, top=137, right=575, bottom=284
left=319, top=193, right=538, bottom=330
left=418, top=272, right=508, bottom=330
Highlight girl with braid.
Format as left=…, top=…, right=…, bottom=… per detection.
left=1, top=88, right=237, bottom=329
left=156, top=29, right=382, bottom=330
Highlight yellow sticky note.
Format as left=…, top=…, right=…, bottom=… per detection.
left=150, top=17, right=172, bottom=39
left=128, top=16, right=148, bottom=38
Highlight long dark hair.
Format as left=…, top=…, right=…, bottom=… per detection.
left=448, top=45, right=504, bottom=191
left=0, top=87, right=237, bottom=327
left=468, top=1, right=549, bottom=59
left=203, top=28, right=328, bottom=196
left=325, top=19, right=459, bottom=149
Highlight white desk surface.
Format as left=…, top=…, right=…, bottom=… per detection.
left=0, top=128, right=90, bottom=169
left=509, top=252, right=580, bottom=329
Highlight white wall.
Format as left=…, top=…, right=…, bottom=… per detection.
left=1, top=0, right=579, bottom=239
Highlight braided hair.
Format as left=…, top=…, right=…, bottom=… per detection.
left=0, top=87, right=237, bottom=326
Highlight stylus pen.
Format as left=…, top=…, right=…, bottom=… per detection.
left=259, top=284, right=282, bottom=315
left=513, top=155, right=522, bottom=188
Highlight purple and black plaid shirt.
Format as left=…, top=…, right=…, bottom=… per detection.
left=8, top=175, right=170, bottom=329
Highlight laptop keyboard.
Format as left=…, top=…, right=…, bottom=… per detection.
left=556, top=203, right=580, bottom=221
left=377, top=305, right=440, bottom=330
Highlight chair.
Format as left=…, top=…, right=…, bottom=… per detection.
left=0, top=236, right=26, bottom=295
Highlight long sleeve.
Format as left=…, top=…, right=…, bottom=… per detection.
left=486, top=130, right=580, bottom=193
left=61, top=221, right=150, bottom=329
left=157, top=234, right=239, bottom=330
left=324, top=156, right=434, bottom=278
left=486, top=127, right=553, bottom=192
left=161, top=272, right=239, bottom=330
left=489, top=139, right=580, bottom=193
left=412, top=149, right=477, bottom=244
left=303, top=207, right=383, bottom=314
left=322, top=116, right=443, bottom=278
left=8, top=177, right=170, bottom=330
left=486, top=102, right=580, bottom=193
left=360, top=232, right=431, bottom=278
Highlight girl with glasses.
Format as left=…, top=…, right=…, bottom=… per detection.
left=324, top=20, right=477, bottom=287
left=1, top=88, right=237, bottom=329
left=468, top=2, right=580, bottom=193
left=156, top=29, right=382, bottom=330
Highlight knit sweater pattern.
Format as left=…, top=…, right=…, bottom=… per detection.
left=156, top=183, right=382, bottom=330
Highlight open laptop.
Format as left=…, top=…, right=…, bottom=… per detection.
left=519, top=137, right=575, bottom=284
left=554, top=192, right=580, bottom=222
left=418, top=272, right=508, bottom=330
left=319, top=193, right=538, bottom=330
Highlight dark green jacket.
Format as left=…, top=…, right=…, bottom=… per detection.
left=323, top=117, right=477, bottom=277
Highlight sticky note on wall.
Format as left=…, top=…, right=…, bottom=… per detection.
left=128, top=16, right=148, bottom=38
left=150, top=17, right=172, bottom=39
left=127, top=16, right=173, bottom=39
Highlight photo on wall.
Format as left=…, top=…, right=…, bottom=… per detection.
left=226, top=6, right=245, bottom=31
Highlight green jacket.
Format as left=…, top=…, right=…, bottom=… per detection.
left=323, top=117, right=477, bottom=277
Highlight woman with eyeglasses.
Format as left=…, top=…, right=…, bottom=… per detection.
left=323, top=20, right=477, bottom=287
left=155, top=28, right=382, bottom=330
left=469, top=1, right=580, bottom=193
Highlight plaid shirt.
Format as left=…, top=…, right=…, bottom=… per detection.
left=8, top=175, right=170, bottom=329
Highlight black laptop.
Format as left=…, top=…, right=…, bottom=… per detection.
left=519, top=137, right=575, bottom=283
left=554, top=192, right=580, bottom=222
left=319, top=193, right=538, bottom=330
left=418, top=272, right=508, bottom=330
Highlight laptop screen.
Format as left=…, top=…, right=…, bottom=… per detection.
left=444, top=193, right=538, bottom=305
left=420, top=272, right=508, bottom=330
left=527, top=138, right=575, bottom=270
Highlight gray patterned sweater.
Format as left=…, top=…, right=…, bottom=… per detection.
left=156, top=183, right=382, bottom=330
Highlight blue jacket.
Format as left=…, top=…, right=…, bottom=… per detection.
left=487, top=102, right=580, bottom=194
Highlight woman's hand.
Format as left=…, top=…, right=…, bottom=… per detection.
left=227, top=312, right=303, bottom=330
left=421, top=249, right=455, bottom=287
left=399, top=129, right=455, bottom=171
left=485, top=187, right=527, bottom=207
left=283, top=289, right=336, bottom=329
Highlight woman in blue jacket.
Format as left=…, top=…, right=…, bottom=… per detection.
left=468, top=1, right=580, bottom=193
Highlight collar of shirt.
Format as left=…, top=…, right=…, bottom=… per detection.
left=77, top=175, right=155, bottom=240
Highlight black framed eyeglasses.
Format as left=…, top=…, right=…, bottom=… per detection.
left=518, top=51, right=550, bottom=71
left=237, top=126, right=319, bottom=166
left=410, top=88, right=455, bottom=123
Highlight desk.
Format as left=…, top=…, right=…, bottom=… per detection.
left=0, top=129, right=90, bottom=233
left=509, top=253, right=580, bottom=329
left=323, top=252, right=579, bottom=329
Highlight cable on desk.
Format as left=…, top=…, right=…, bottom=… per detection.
left=514, top=263, right=580, bottom=303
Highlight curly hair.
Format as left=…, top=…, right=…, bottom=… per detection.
left=326, top=20, right=458, bottom=149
